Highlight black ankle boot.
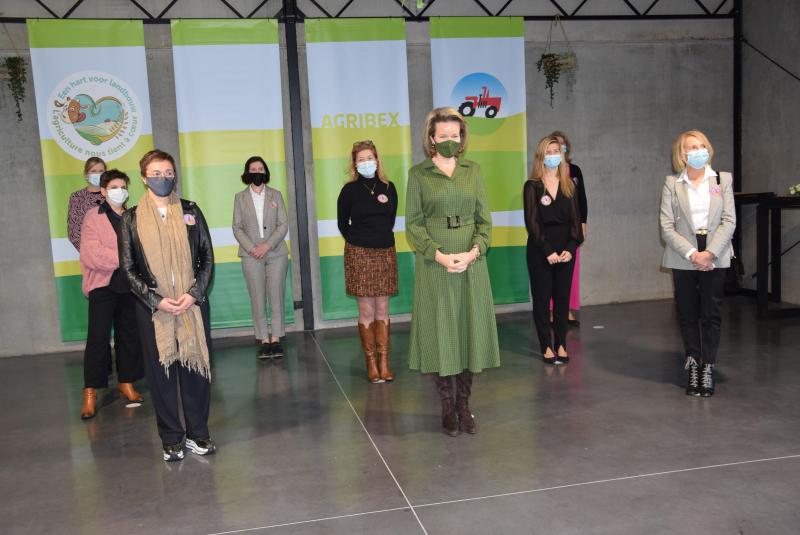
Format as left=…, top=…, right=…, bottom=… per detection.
left=684, top=357, right=701, bottom=396
left=700, top=363, right=715, bottom=397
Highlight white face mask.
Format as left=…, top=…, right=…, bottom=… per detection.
left=87, top=173, right=102, bottom=187
left=107, top=188, right=129, bottom=206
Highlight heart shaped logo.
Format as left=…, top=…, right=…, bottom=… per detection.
left=62, top=94, right=126, bottom=146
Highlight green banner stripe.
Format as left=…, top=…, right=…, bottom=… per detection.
left=430, top=17, right=524, bottom=39
left=27, top=19, right=145, bottom=48
left=180, top=163, right=287, bottom=228
left=465, top=150, right=528, bottom=212
left=313, top=154, right=411, bottom=219
left=171, top=19, right=278, bottom=46
left=486, top=246, right=531, bottom=304
left=465, top=112, right=527, bottom=153
left=55, top=275, right=89, bottom=342
left=311, top=125, right=411, bottom=160
left=178, top=130, right=285, bottom=168
left=305, top=18, right=405, bottom=43
left=320, top=252, right=415, bottom=320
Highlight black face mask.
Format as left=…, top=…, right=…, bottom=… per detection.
left=249, top=172, right=268, bottom=186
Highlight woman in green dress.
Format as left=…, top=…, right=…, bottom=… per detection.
left=405, top=107, right=500, bottom=437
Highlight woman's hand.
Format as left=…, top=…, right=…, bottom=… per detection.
left=559, top=250, right=573, bottom=263
left=173, top=293, right=197, bottom=315
left=157, top=298, right=181, bottom=314
left=690, top=251, right=715, bottom=271
left=250, top=243, right=270, bottom=259
left=546, top=252, right=560, bottom=264
left=436, top=249, right=471, bottom=273
left=582, top=223, right=587, bottom=242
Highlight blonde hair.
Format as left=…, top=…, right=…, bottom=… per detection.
left=672, top=130, right=714, bottom=173
left=422, top=107, right=468, bottom=158
left=549, top=130, right=572, bottom=163
left=528, top=136, right=575, bottom=198
left=83, top=157, right=106, bottom=176
left=348, top=140, right=388, bottom=184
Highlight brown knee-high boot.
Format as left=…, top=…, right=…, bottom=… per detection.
left=358, top=322, right=383, bottom=383
left=434, top=375, right=459, bottom=436
left=456, top=371, right=476, bottom=434
left=374, top=320, right=393, bottom=382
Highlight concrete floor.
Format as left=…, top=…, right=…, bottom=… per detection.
left=1, top=298, right=799, bottom=534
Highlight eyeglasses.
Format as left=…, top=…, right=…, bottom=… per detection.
left=148, top=171, right=176, bottom=179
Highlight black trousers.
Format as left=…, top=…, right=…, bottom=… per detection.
left=135, top=300, right=212, bottom=447
left=672, top=268, right=726, bottom=364
left=84, top=286, right=143, bottom=388
left=527, top=246, right=575, bottom=353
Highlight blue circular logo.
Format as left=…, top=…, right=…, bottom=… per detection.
left=450, top=72, right=508, bottom=120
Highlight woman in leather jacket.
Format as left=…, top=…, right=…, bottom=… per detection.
left=120, top=149, right=216, bottom=462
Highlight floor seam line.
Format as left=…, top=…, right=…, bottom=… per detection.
left=310, top=333, right=429, bottom=535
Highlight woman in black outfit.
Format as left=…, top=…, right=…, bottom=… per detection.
left=337, top=140, right=399, bottom=383
left=524, top=135, right=584, bottom=364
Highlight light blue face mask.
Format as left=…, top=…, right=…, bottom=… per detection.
left=357, top=160, right=377, bottom=178
left=87, top=173, right=102, bottom=187
left=543, top=154, right=562, bottom=169
left=686, top=148, right=709, bottom=170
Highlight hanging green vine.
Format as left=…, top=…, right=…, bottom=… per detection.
left=2, top=56, right=26, bottom=122
left=537, top=16, right=578, bottom=108
left=536, top=53, right=561, bottom=107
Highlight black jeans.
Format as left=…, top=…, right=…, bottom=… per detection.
left=527, top=246, right=575, bottom=353
left=84, top=287, right=143, bottom=388
left=672, top=268, right=726, bottom=364
left=135, top=300, right=212, bottom=447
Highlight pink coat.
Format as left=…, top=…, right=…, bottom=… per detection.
left=79, top=206, right=120, bottom=297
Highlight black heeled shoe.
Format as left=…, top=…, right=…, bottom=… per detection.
left=556, top=354, right=570, bottom=364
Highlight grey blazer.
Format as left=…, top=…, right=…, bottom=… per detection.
left=232, top=186, right=289, bottom=258
left=659, top=170, right=736, bottom=269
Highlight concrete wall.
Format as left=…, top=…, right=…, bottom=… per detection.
left=0, top=17, right=733, bottom=357
left=741, top=0, right=800, bottom=305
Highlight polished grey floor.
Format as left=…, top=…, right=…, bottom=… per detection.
left=1, top=298, right=799, bottom=534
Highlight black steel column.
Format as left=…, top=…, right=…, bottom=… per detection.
left=283, top=0, right=314, bottom=330
left=732, top=0, right=743, bottom=258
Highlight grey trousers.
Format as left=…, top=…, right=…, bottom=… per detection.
left=241, top=252, right=289, bottom=340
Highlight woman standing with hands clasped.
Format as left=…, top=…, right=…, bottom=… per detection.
left=524, top=136, right=583, bottom=365
left=406, top=107, right=500, bottom=437
left=659, top=130, right=735, bottom=397
left=232, top=156, right=289, bottom=360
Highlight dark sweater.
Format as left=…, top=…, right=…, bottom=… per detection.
left=523, top=180, right=584, bottom=256
left=569, top=162, right=588, bottom=224
left=337, top=176, right=397, bottom=249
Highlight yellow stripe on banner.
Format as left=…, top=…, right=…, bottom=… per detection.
left=311, top=125, right=411, bottom=160
left=179, top=130, right=285, bottom=167
left=54, top=261, right=82, bottom=277
left=41, top=135, right=154, bottom=177
left=318, top=229, right=525, bottom=257
left=466, top=113, right=528, bottom=153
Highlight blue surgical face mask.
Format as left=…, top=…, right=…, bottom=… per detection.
left=686, top=148, right=709, bottom=170
left=544, top=154, right=562, bottom=169
left=146, top=176, right=176, bottom=197
left=87, top=173, right=102, bottom=187
left=357, top=160, right=377, bottom=178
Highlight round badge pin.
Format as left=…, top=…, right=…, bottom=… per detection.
left=540, top=195, right=552, bottom=206
left=377, top=194, right=389, bottom=204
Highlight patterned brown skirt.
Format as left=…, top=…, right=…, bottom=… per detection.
left=344, top=242, right=398, bottom=297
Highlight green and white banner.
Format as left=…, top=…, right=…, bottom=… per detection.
left=171, top=19, right=293, bottom=329
left=306, top=19, right=413, bottom=321
left=430, top=17, right=530, bottom=304
left=27, top=20, right=153, bottom=341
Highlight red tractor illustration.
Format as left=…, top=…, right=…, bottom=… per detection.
left=458, top=86, right=501, bottom=119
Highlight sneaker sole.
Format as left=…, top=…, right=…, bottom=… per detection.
left=163, top=451, right=184, bottom=462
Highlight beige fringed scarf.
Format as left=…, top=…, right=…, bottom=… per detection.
left=136, top=191, right=210, bottom=379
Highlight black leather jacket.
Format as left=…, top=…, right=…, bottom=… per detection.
left=119, top=199, right=214, bottom=313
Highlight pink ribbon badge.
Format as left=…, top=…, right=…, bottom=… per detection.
left=270, top=201, right=278, bottom=208
left=183, top=214, right=196, bottom=226
left=377, top=194, right=389, bottom=204
left=710, top=185, right=721, bottom=196
left=540, top=195, right=552, bottom=206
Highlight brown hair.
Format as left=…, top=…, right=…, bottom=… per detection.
left=671, top=130, right=714, bottom=173
left=83, top=157, right=106, bottom=176
left=528, top=135, right=575, bottom=198
left=241, top=156, right=270, bottom=185
left=422, top=107, right=468, bottom=158
left=348, top=140, right=388, bottom=184
left=549, top=130, right=573, bottom=163
left=139, top=149, right=176, bottom=177
left=99, top=169, right=130, bottom=189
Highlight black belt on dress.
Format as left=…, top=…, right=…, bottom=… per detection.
left=426, top=216, right=475, bottom=229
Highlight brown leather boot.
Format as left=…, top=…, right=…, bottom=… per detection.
left=358, top=322, right=383, bottom=383
left=81, top=388, right=97, bottom=420
left=456, top=371, right=476, bottom=434
left=374, top=320, right=393, bottom=382
left=434, top=375, right=458, bottom=436
left=117, top=382, right=143, bottom=403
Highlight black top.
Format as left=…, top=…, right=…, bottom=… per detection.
left=337, top=176, right=398, bottom=249
left=98, top=202, right=129, bottom=294
left=523, top=180, right=584, bottom=256
left=569, top=162, right=588, bottom=224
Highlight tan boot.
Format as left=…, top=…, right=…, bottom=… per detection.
left=358, top=322, right=383, bottom=383
left=117, top=382, right=143, bottom=403
left=374, top=320, right=393, bottom=382
left=81, top=388, right=97, bottom=420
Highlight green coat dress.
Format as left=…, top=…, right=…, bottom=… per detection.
left=405, top=157, right=501, bottom=376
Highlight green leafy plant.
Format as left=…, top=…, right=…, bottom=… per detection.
left=2, top=56, right=26, bottom=121
left=537, top=17, right=578, bottom=108
left=536, top=53, right=561, bottom=107
left=790, top=183, right=800, bottom=196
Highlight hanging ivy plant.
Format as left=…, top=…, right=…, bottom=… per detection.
left=537, top=17, right=579, bottom=108
left=536, top=53, right=561, bottom=107
left=2, top=56, right=26, bottom=121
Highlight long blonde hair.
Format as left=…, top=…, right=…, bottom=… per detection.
left=528, top=136, right=575, bottom=198
left=422, top=107, right=468, bottom=158
left=671, top=130, right=714, bottom=173
left=348, top=140, right=388, bottom=184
